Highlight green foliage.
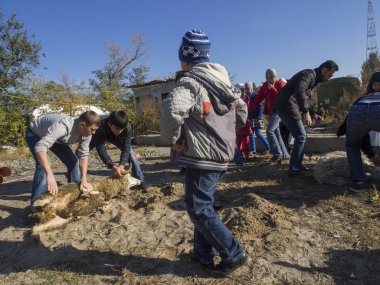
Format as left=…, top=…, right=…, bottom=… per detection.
left=89, top=35, right=148, bottom=115
left=0, top=12, right=42, bottom=91
left=361, top=52, right=380, bottom=92
left=314, top=77, right=363, bottom=129
left=315, top=87, right=363, bottom=129
left=90, top=35, right=147, bottom=89
left=127, top=65, right=150, bottom=86
left=57, top=75, right=98, bottom=114
left=31, top=80, right=97, bottom=115
left=0, top=92, right=32, bottom=146
left=96, top=85, right=128, bottom=112
left=123, top=92, right=160, bottom=136
left=0, top=11, right=42, bottom=146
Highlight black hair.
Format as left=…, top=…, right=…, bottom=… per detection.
left=367, top=71, right=380, bottom=92
left=318, top=60, right=339, bottom=72
left=108, top=110, right=129, bottom=129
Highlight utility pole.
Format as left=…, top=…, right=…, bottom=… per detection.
left=367, top=0, right=378, bottom=58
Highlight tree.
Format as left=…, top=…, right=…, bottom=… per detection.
left=127, top=65, right=150, bottom=86
left=89, top=33, right=148, bottom=112
left=30, top=75, right=97, bottom=116
left=0, top=92, right=33, bottom=146
left=360, top=52, right=380, bottom=93
left=0, top=11, right=42, bottom=91
left=90, top=34, right=147, bottom=89
left=0, top=11, right=42, bottom=146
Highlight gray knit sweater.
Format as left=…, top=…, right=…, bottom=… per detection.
left=29, top=114, right=91, bottom=159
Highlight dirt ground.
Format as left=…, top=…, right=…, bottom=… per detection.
left=0, top=146, right=379, bottom=285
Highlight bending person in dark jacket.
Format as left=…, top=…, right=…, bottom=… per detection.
left=344, top=71, right=380, bottom=193
left=88, top=110, right=144, bottom=181
left=275, top=60, right=338, bottom=178
left=338, top=123, right=378, bottom=162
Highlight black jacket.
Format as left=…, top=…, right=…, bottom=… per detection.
left=89, top=118, right=132, bottom=168
left=274, top=68, right=322, bottom=120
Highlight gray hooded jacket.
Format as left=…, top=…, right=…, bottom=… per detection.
left=160, top=62, right=247, bottom=171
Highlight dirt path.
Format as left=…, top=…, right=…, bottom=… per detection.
left=0, top=146, right=379, bottom=284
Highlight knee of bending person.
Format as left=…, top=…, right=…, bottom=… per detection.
left=295, top=131, right=306, bottom=142
left=300, top=134, right=307, bottom=142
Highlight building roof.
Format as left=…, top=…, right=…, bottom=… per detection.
left=130, top=78, right=174, bottom=89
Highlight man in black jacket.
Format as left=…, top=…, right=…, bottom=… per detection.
left=275, top=60, right=339, bottom=178
left=89, top=110, right=144, bottom=181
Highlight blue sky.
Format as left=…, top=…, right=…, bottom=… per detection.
left=1, top=0, right=379, bottom=86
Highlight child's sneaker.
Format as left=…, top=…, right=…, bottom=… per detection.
left=348, top=181, right=366, bottom=193
left=213, top=252, right=248, bottom=275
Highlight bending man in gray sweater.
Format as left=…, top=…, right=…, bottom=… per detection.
left=25, top=111, right=100, bottom=202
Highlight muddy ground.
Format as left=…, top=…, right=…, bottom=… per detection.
left=0, top=146, right=379, bottom=285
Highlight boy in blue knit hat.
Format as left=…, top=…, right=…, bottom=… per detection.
left=161, top=29, right=248, bottom=273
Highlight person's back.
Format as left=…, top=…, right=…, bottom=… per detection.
left=345, top=72, right=380, bottom=193
left=29, top=114, right=76, bottom=143
left=162, top=62, right=244, bottom=169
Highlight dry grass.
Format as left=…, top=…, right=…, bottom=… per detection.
left=0, top=147, right=31, bottom=161
left=15, top=268, right=116, bottom=285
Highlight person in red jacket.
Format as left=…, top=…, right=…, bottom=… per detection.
left=251, top=69, right=289, bottom=162
left=236, top=83, right=252, bottom=161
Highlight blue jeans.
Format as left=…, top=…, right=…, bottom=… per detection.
left=346, top=104, right=380, bottom=182
left=233, top=146, right=244, bottom=167
left=266, top=113, right=289, bottom=159
left=277, top=112, right=307, bottom=172
left=129, top=148, right=144, bottom=181
left=250, top=127, right=270, bottom=152
left=185, top=167, right=245, bottom=265
left=25, top=128, right=80, bottom=202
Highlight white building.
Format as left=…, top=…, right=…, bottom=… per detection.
left=131, top=79, right=175, bottom=114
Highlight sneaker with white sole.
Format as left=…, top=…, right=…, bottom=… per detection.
left=348, top=181, right=366, bottom=193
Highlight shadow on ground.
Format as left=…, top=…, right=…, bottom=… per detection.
left=0, top=239, right=216, bottom=279
left=274, top=249, right=380, bottom=284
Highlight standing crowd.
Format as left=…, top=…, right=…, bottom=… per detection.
left=24, top=29, right=380, bottom=274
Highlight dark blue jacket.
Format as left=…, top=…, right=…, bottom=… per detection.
left=89, top=118, right=132, bottom=168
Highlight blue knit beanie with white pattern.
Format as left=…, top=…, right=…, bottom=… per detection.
left=178, top=30, right=211, bottom=63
